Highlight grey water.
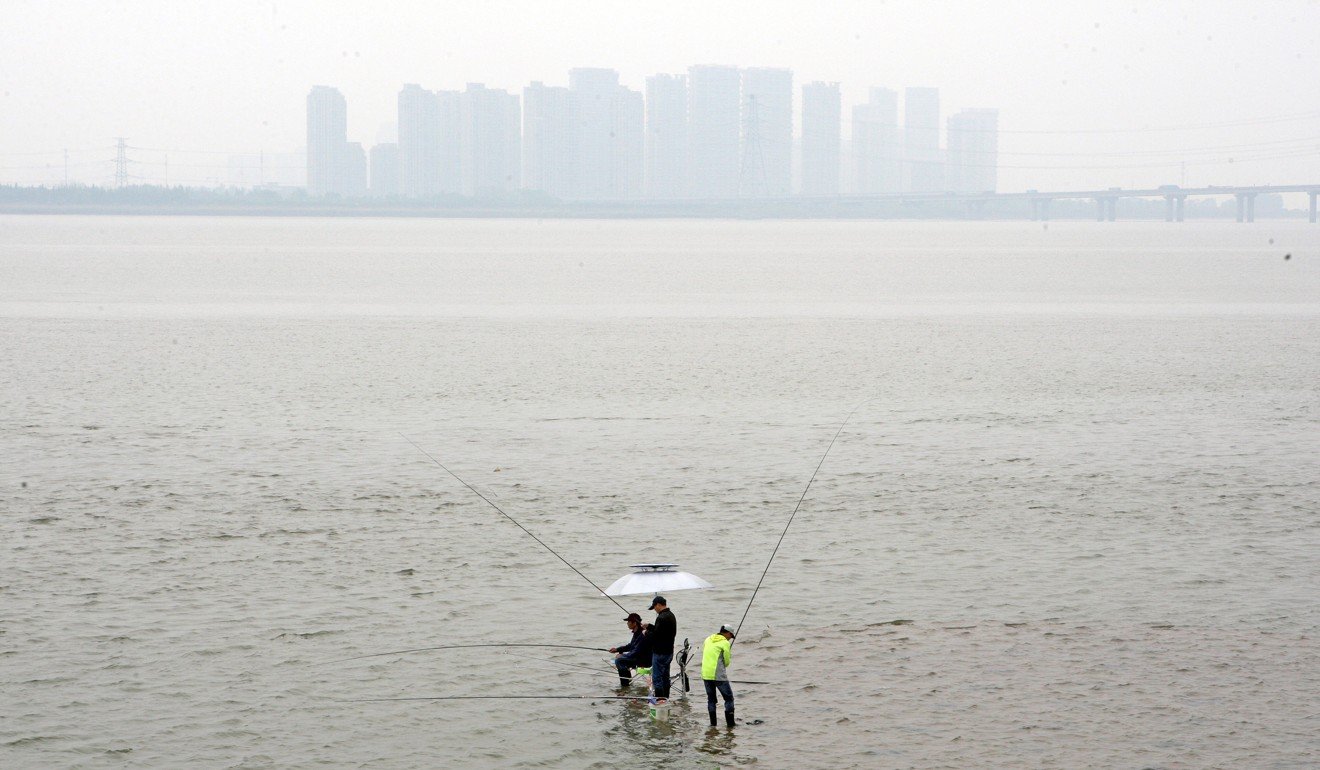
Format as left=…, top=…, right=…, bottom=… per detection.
left=2, top=216, right=1318, bottom=769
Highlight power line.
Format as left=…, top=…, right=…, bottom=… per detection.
left=0, top=147, right=113, bottom=158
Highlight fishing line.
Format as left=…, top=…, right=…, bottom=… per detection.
left=340, top=694, right=656, bottom=703
left=401, top=433, right=630, bottom=614
left=734, top=399, right=873, bottom=639
left=321, top=642, right=608, bottom=666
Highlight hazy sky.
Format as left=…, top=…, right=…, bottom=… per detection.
left=4, top=0, right=1319, bottom=190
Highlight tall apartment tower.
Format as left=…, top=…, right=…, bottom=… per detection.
left=436, top=90, right=462, bottom=195
left=904, top=87, right=942, bottom=192
left=645, top=74, right=688, bottom=199
left=368, top=142, right=400, bottom=197
left=523, top=81, right=576, bottom=199
left=739, top=68, right=793, bottom=197
left=615, top=87, right=645, bottom=199
left=397, top=84, right=442, bottom=198
left=306, top=86, right=348, bottom=197
left=946, top=108, right=999, bottom=193
left=852, top=88, right=900, bottom=194
left=570, top=67, right=624, bottom=200
left=567, top=68, right=643, bottom=201
left=800, top=81, right=841, bottom=196
left=459, top=83, right=520, bottom=197
left=687, top=65, right=741, bottom=199
left=343, top=142, right=367, bottom=197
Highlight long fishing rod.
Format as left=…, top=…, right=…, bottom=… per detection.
left=321, top=642, right=608, bottom=666
left=545, top=666, right=774, bottom=686
left=734, top=399, right=872, bottom=639
left=507, top=651, right=775, bottom=686
left=507, top=652, right=616, bottom=674
left=340, top=694, right=655, bottom=703
left=400, top=433, right=630, bottom=614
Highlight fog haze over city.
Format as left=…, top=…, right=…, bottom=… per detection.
left=6, top=3, right=1320, bottom=768
left=3, top=0, right=1319, bottom=194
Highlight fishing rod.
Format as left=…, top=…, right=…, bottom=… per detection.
left=507, top=651, right=774, bottom=685
left=340, top=694, right=655, bottom=703
left=546, top=666, right=774, bottom=686
left=506, top=652, right=616, bottom=674
left=321, top=642, right=608, bottom=666
left=400, top=433, right=630, bottom=615
left=734, top=399, right=872, bottom=639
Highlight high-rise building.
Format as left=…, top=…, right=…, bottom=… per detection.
left=904, top=87, right=942, bottom=192
left=946, top=108, right=999, bottom=193
left=459, top=84, right=521, bottom=197
left=687, top=65, right=741, bottom=199
left=800, top=81, right=841, bottom=196
left=852, top=87, right=900, bottom=194
left=437, top=90, right=462, bottom=196
left=398, top=84, right=442, bottom=199
left=570, top=68, right=617, bottom=200
left=522, top=81, right=576, bottom=199
left=645, top=74, right=687, bottom=199
left=740, top=68, right=792, bottom=197
left=616, top=87, right=644, bottom=199
left=567, top=68, right=643, bottom=200
left=343, top=142, right=367, bottom=197
left=369, top=142, right=400, bottom=197
left=306, top=85, right=348, bottom=197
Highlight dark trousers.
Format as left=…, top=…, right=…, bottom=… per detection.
left=704, top=678, right=734, bottom=714
left=614, top=656, right=643, bottom=681
left=651, top=652, right=673, bottom=699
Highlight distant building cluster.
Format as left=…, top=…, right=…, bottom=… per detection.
left=306, top=70, right=998, bottom=201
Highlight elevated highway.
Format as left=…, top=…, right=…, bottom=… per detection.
left=818, top=184, right=1320, bottom=222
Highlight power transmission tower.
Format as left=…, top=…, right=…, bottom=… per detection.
left=114, top=138, right=129, bottom=187
left=740, top=95, right=766, bottom=198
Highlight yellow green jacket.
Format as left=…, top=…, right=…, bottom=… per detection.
left=701, top=633, right=732, bottom=681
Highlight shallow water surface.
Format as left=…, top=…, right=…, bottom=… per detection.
left=2, top=217, right=1318, bottom=768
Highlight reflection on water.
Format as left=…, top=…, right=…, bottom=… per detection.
left=695, top=725, right=738, bottom=760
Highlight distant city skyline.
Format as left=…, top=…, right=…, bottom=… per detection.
left=304, top=68, right=1001, bottom=201
left=4, top=2, right=1319, bottom=192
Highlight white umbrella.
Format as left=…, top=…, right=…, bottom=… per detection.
left=603, top=564, right=714, bottom=597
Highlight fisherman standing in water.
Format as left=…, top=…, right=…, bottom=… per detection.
left=609, top=612, right=652, bottom=688
left=701, top=623, right=737, bottom=727
left=648, top=596, right=676, bottom=701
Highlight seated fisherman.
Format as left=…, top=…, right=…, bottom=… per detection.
left=608, top=612, right=653, bottom=687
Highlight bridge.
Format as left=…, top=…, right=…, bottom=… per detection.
left=816, top=184, right=1320, bottom=222
left=1013, top=184, right=1320, bottom=223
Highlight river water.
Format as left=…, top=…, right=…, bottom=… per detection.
left=2, top=216, right=1318, bottom=768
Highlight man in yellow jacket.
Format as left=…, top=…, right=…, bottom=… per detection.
left=701, top=623, right=737, bottom=728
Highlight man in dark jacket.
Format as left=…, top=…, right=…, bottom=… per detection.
left=609, top=612, right=652, bottom=687
left=648, top=596, right=677, bottom=701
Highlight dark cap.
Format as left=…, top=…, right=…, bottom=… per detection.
left=648, top=595, right=666, bottom=609
left=624, top=612, right=642, bottom=623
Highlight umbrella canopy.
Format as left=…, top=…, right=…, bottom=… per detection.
left=603, top=564, right=714, bottom=597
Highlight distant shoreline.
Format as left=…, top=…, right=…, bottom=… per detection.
left=2, top=183, right=1312, bottom=220
left=0, top=202, right=1309, bottom=221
